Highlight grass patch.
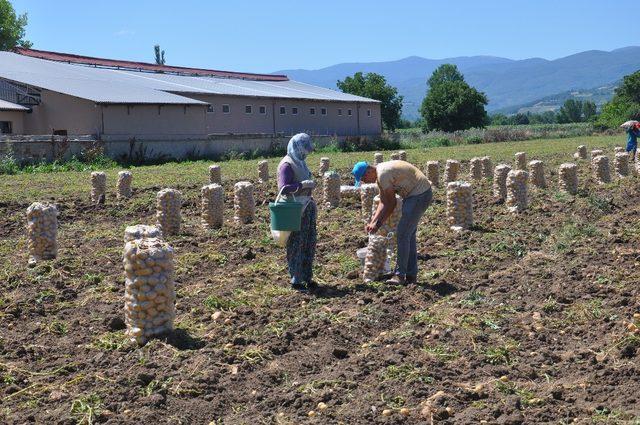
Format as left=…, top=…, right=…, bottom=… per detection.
left=70, top=393, right=102, bottom=425
left=382, top=364, right=433, bottom=384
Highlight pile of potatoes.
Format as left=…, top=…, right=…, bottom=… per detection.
left=26, top=202, right=58, bottom=265
left=318, top=157, right=330, bottom=176
left=233, top=181, right=255, bottom=224
left=592, top=155, right=611, bottom=184
left=91, top=171, right=106, bottom=204
left=201, top=184, right=224, bottom=229
left=614, top=152, right=629, bottom=177
left=374, top=152, right=384, bottom=165
left=469, top=157, right=483, bottom=181
left=258, top=160, right=269, bottom=183
left=425, top=161, right=440, bottom=188
left=514, top=152, right=527, bottom=170
left=390, top=152, right=401, bottom=160
left=528, top=160, right=546, bottom=188
left=124, top=224, right=162, bottom=243
left=446, top=181, right=473, bottom=231
left=481, top=156, right=493, bottom=180
left=156, top=189, right=182, bottom=235
left=558, top=163, right=578, bottom=195
left=362, top=235, right=388, bottom=283
left=209, top=164, right=222, bottom=184
left=398, top=150, right=407, bottom=161
left=493, top=164, right=511, bottom=201
left=444, top=159, right=460, bottom=183
left=323, top=171, right=341, bottom=208
left=123, top=237, right=175, bottom=345
left=116, top=171, right=133, bottom=199
left=574, top=145, right=588, bottom=160
left=360, top=183, right=379, bottom=222
left=506, top=170, right=529, bottom=213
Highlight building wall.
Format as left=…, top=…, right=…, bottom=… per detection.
left=101, top=104, right=207, bottom=139
left=23, top=90, right=102, bottom=135
left=0, top=110, right=25, bottom=134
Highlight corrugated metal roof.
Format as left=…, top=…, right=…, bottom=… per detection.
left=14, top=48, right=289, bottom=81
left=0, top=99, right=29, bottom=111
left=0, top=51, right=379, bottom=105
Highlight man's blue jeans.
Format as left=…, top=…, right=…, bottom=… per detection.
left=395, top=188, right=433, bottom=276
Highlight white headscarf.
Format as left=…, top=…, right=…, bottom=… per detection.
left=285, top=133, right=313, bottom=181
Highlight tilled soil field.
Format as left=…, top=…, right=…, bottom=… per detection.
left=1, top=150, right=640, bottom=424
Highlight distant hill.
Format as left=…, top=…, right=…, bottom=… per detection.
left=274, top=47, right=640, bottom=120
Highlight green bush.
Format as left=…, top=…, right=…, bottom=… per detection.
left=0, top=154, right=20, bottom=175
left=466, top=136, right=483, bottom=145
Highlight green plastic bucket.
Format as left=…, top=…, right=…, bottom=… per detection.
left=269, top=197, right=303, bottom=231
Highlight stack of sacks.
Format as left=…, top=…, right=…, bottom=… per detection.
left=116, top=171, right=133, bottom=199
left=592, top=155, right=611, bottom=184
left=446, top=181, right=473, bottom=231
left=372, top=194, right=403, bottom=237
left=362, top=235, right=388, bottom=283
left=233, top=181, right=255, bottom=224
left=444, top=160, right=461, bottom=183
left=390, top=152, right=401, bottom=160
left=493, top=164, right=511, bottom=201
left=258, top=160, right=269, bottom=183
left=398, top=151, right=407, bottom=161
left=91, top=171, right=106, bottom=204
left=574, top=145, right=587, bottom=160
left=123, top=237, right=175, bottom=345
left=528, top=160, right=546, bottom=188
left=506, top=170, right=529, bottom=213
left=481, top=157, right=493, bottom=180
left=26, top=202, right=58, bottom=265
left=156, top=189, right=182, bottom=235
left=514, top=152, right=527, bottom=170
left=124, top=224, right=162, bottom=243
left=591, top=149, right=604, bottom=158
left=614, top=152, right=629, bottom=177
left=360, top=183, right=379, bottom=222
left=318, top=157, right=330, bottom=176
left=425, top=161, right=440, bottom=188
left=469, top=158, right=483, bottom=181
left=340, top=185, right=361, bottom=200
left=323, top=171, right=341, bottom=208
left=374, top=152, right=384, bottom=165
left=209, top=164, right=221, bottom=184
left=558, top=163, right=578, bottom=195
left=201, top=184, right=224, bottom=229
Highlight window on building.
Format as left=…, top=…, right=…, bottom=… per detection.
left=321, top=107, right=327, bottom=116
left=309, top=107, right=316, bottom=115
left=292, top=107, right=298, bottom=115
left=338, top=108, right=342, bottom=116
left=222, top=104, right=230, bottom=113
left=245, top=105, right=252, bottom=114
left=0, top=121, right=12, bottom=134
left=206, top=105, right=214, bottom=113
left=367, top=109, right=372, bottom=117
left=259, top=105, right=266, bottom=114
left=280, top=106, right=286, bottom=115
left=347, top=109, right=353, bottom=116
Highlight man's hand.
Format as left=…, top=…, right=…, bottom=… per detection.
left=366, top=220, right=380, bottom=234
left=300, top=180, right=316, bottom=189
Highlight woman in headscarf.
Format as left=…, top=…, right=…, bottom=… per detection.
left=277, top=133, right=317, bottom=291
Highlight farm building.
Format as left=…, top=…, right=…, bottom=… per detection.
left=0, top=48, right=382, bottom=140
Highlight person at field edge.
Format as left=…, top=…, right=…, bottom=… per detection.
left=277, top=133, right=318, bottom=291
left=626, top=123, right=640, bottom=161
left=352, top=159, right=433, bottom=285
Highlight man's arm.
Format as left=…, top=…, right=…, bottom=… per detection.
left=366, top=187, right=397, bottom=233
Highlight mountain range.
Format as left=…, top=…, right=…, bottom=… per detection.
left=274, top=47, right=640, bottom=120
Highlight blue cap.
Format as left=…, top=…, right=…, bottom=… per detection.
left=352, top=161, right=369, bottom=187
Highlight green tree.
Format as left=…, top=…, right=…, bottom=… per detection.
left=420, top=64, right=488, bottom=132
left=582, top=101, right=597, bottom=121
left=337, top=72, right=403, bottom=131
left=0, top=0, right=32, bottom=50
left=557, top=99, right=584, bottom=123
left=596, top=70, right=640, bottom=128
left=154, top=44, right=165, bottom=65
left=615, top=71, right=640, bottom=104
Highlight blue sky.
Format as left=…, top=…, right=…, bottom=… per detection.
left=11, top=0, right=640, bottom=73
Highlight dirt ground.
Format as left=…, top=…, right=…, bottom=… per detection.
left=1, top=151, right=639, bottom=424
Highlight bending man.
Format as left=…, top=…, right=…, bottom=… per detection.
left=353, top=159, right=432, bottom=285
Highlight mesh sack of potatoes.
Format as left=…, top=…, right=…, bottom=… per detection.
left=360, top=183, right=379, bottom=222
left=614, top=152, right=629, bottom=177
left=318, top=157, right=330, bottom=176
left=444, top=159, right=461, bottom=183
left=614, top=146, right=626, bottom=154
left=506, top=170, right=529, bottom=213
left=156, top=189, right=182, bottom=235
left=390, top=152, right=401, bottom=160
left=362, top=234, right=388, bottom=283
left=123, top=237, right=176, bottom=345
left=116, top=171, right=133, bottom=199
left=258, top=160, right=269, bottom=183
left=398, top=150, right=407, bottom=161
left=528, top=160, right=546, bottom=188
left=234, top=181, right=255, bottom=224
left=340, top=185, right=361, bottom=200
left=469, top=157, right=483, bottom=181
left=209, top=164, right=222, bottom=184
left=514, top=152, right=527, bottom=170
left=446, top=181, right=473, bottom=231
left=592, top=155, right=611, bottom=184
left=124, top=224, right=162, bottom=243
left=374, top=152, right=384, bottom=165
left=323, top=171, right=341, bottom=208
left=372, top=194, right=403, bottom=237
left=574, top=145, right=587, bottom=160
left=201, top=184, right=224, bottom=229
left=481, top=156, right=493, bottom=180
left=591, top=149, right=604, bottom=158
left=91, top=171, right=106, bottom=204
left=558, top=163, right=578, bottom=195
left=26, top=202, right=58, bottom=265
left=425, top=161, right=440, bottom=188
left=493, top=164, right=511, bottom=201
